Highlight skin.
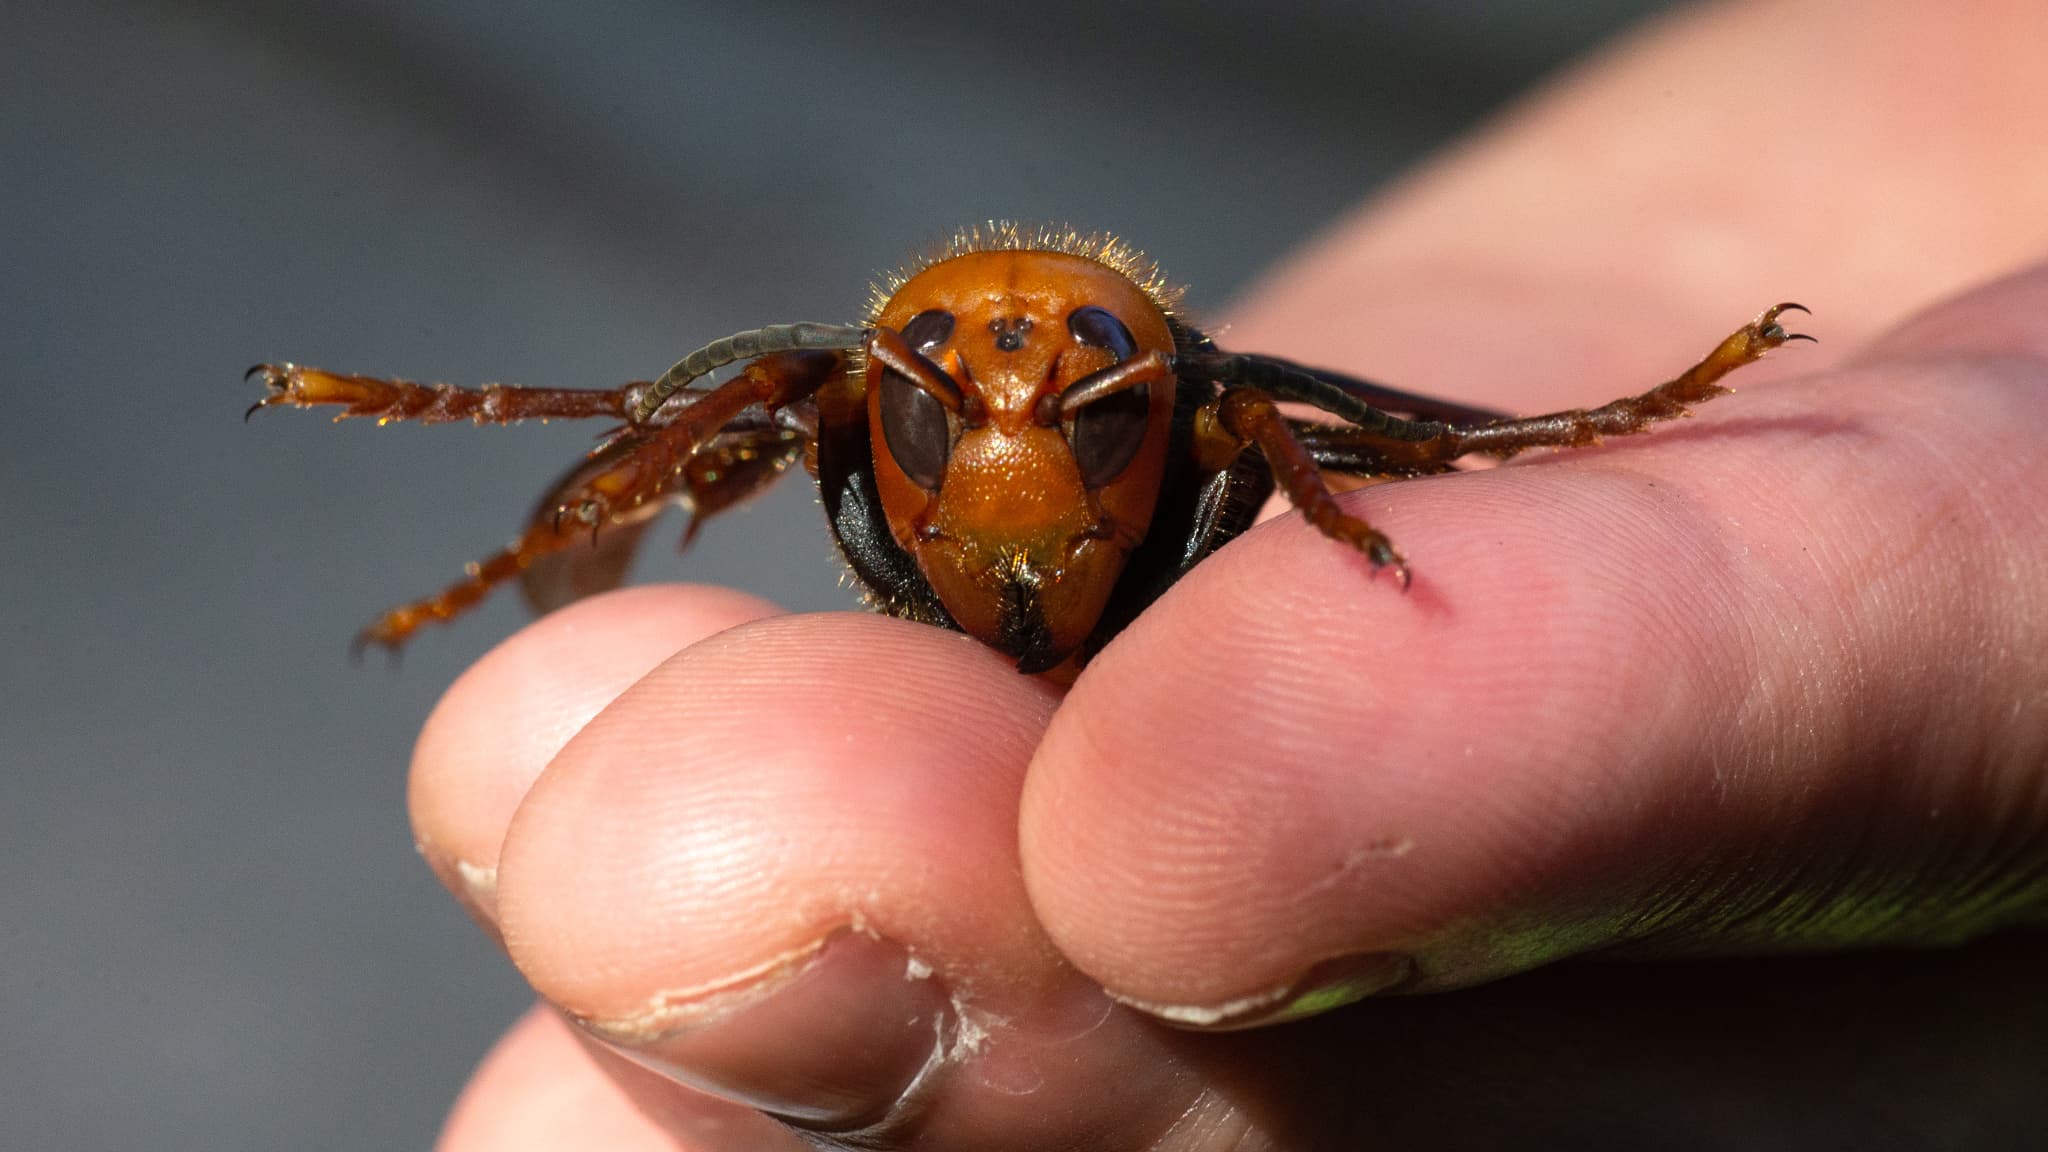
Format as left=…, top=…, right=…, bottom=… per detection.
left=415, top=1, right=2048, bottom=1148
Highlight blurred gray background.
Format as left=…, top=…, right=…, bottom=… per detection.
left=1, top=1, right=1683, bottom=1148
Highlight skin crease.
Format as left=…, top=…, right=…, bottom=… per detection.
left=414, top=2, right=2048, bottom=1149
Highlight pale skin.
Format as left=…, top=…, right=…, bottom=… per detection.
left=413, top=1, right=2048, bottom=1148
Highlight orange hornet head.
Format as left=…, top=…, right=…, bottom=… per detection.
left=865, top=245, right=1180, bottom=672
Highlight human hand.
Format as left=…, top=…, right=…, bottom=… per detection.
left=412, top=2, right=2048, bottom=1147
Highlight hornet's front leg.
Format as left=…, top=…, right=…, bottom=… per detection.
left=325, top=350, right=843, bottom=655
left=1192, top=388, right=1413, bottom=587
left=245, top=363, right=644, bottom=424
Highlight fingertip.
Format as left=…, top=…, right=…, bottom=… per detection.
left=493, top=611, right=1061, bottom=1020
left=410, top=584, right=781, bottom=927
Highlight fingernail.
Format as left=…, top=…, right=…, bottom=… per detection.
left=572, top=930, right=950, bottom=1130
left=1113, top=952, right=1413, bottom=1031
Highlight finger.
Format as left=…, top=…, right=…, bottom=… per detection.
left=1022, top=263, right=2048, bottom=1024
left=1225, top=0, right=2048, bottom=412
left=435, top=1003, right=802, bottom=1152
left=411, top=584, right=778, bottom=930
left=491, top=613, right=1261, bottom=1148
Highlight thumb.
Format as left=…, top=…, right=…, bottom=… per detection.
left=1021, top=262, right=2048, bottom=1021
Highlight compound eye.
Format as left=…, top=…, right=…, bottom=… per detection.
left=1068, top=382, right=1150, bottom=489
left=880, top=364, right=953, bottom=491
left=900, top=309, right=955, bottom=354
left=1067, top=305, right=1137, bottom=362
